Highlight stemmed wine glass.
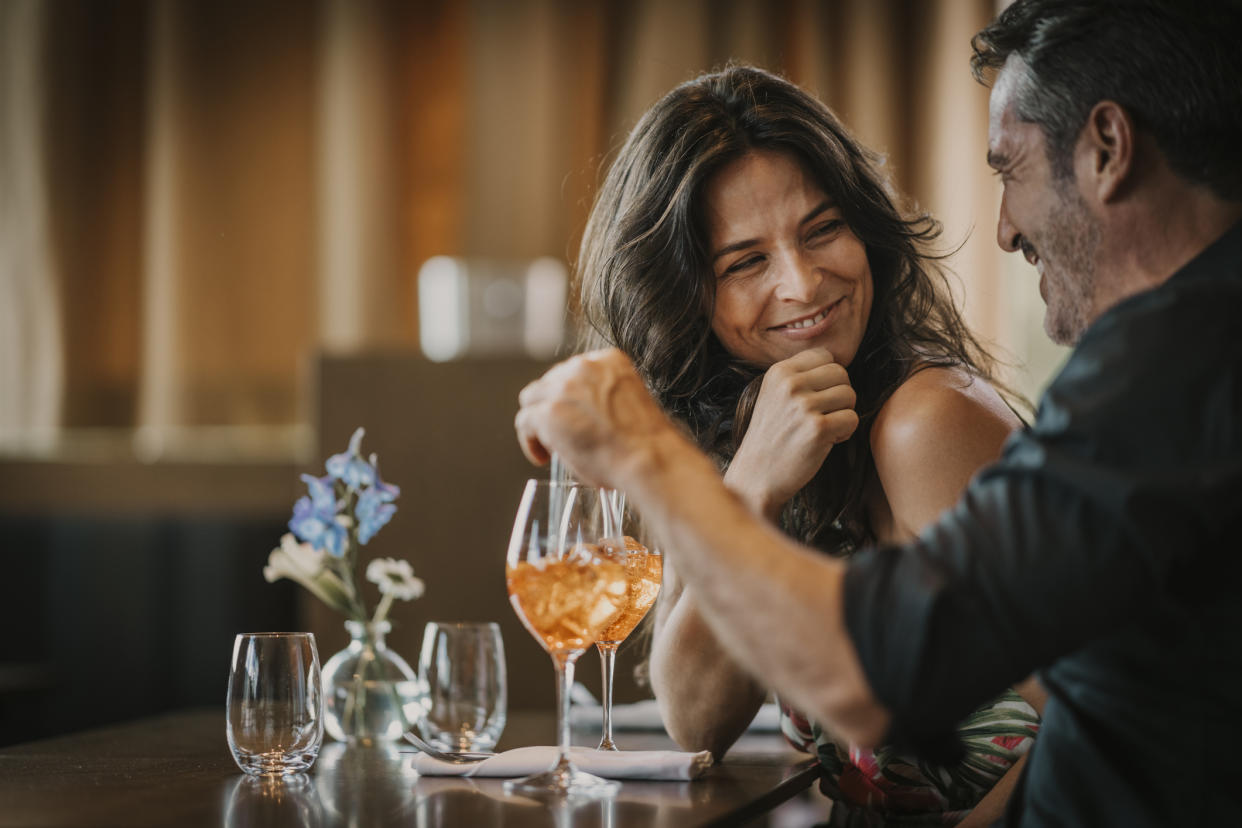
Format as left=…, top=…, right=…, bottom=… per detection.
left=595, top=498, right=663, bottom=751
left=504, top=479, right=628, bottom=797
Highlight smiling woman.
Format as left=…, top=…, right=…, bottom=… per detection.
left=574, top=65, right=1043, bottom=827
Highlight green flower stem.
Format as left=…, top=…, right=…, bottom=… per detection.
left=342, top=625, right=411, bottom=742
left=371, top=592, right=395, bottom=626
left=299, top=575, right=355, bottom=618
left=367, top=594, right=408, bottom=735
left=373, top=643, right=412, bottom=734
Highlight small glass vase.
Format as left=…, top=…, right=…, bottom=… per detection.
left=321, top=620, right=428, bottom=745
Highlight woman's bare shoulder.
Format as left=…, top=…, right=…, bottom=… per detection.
left=874, top=364, right=1020, bottom=443
left=869, top=365, right=1021, bottom=535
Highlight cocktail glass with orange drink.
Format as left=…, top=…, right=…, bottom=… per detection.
left=504, top=479, right=627, bottom=797
left=594, top=502, right=662, bottom=751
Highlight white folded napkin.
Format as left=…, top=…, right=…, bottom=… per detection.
left=409, top=745, right=713, bottom=780
left=569, top=697, right=783, bottom=733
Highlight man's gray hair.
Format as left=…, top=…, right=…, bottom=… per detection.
left=971, top=0, right=1242, bottom=199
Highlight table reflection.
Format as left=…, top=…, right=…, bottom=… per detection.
left=1, top=709, right=816, bottom=828
left=415, top=779, right=615, bottom=828
left=315, top=742, right=419, bottom=825
left=224, top=774, right=324, bottom=828
left=217, top=733, right=781, bottom=828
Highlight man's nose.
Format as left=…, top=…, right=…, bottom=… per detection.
left=773, top=251, right=822, bottom=302
left=996, top=198, right=1021, bottom=253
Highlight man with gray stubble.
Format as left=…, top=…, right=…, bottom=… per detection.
left=515, top=1, right=1242, bottom=823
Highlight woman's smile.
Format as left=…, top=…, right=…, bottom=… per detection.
left=769, top=297, right=843, bottom=334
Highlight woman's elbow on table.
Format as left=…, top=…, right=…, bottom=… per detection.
left=650, top=654, right=766, bottom=760
left=660, top=706, right=757, bottom=761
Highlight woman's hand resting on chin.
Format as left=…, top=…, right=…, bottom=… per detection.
left=726, top=347, right=859, bottom=521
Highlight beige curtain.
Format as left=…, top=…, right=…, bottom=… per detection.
left=0, top=0, right=62, bottom=449
left=2, top=0, right=1052, bottom=446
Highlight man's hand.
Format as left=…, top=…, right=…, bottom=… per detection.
left=726, top=347, right=859, bottom=520
left=515, top=348, right=683, bottom=488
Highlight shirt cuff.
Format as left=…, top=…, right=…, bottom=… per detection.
left=842, top=543, right=966, bottom=764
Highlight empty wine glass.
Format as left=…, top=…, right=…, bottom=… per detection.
left=227, top=632, right=324, bottom=776
left=418, top=621, right=508, bottom=752
left=504, top=479, right=627, bottom=797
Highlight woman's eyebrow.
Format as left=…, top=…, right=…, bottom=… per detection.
left=711, top=238, right=759, bottom=263
left=799, top=199, right=835, bottom=226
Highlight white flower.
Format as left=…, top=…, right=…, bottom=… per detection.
left=366, top=557, right=425, bottom=601
left=264, top=533, right=326, bottom=583
left=265, top=533, right=356, bottom=617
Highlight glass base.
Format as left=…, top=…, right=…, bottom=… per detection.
left=232, top=749, right=319, bottom=776
left=420, top=727, right=502, bottom=754
left=596, top=735, right=619, bottom=751
left=503, top=759, right=619, bottom=798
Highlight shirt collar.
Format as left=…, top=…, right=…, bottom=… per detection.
left=1166, top=219, right=1242, bottom=288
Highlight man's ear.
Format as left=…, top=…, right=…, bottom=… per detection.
left=1076, top=100, right=1135, bottom=203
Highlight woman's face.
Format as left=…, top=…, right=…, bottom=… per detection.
left=704, top=149, right=873, bottom=369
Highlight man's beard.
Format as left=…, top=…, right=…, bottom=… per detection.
left=1037, top=180, right=1100, bottom=346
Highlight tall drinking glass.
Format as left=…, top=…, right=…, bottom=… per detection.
left=418, top=621, right=508, bottom=752
left=595, top=501, right=662, bottom=751
left=504, top=479, right=627, bottom=797
left=227, top=632, right=324, bottom=776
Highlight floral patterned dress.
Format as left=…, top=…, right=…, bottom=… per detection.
left=780, top=690, right=1039, bottom=826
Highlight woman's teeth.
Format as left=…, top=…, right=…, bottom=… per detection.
left=783, top=307, right=829, bottom=329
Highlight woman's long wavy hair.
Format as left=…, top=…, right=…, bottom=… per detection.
left=577, top=65, right=1014, bottom=553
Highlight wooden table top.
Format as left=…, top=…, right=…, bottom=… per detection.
left=0, top=709, right=819, bottom=827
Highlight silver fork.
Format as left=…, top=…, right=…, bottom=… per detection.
left=401, top=729, right=494, bottom=764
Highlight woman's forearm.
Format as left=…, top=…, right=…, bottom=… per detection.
left=650, top=576, right=767, bottom=759
left=621, top=427, right=888, bottom=748
left=955, top=754, right=1028, bottom=828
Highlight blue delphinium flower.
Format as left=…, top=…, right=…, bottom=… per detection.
left=289, top=474, right=348, bottom=557
left=368, top=453, right=400, bottom=501
left=356, top=487, right=397, bottom=545
left=325, top=427, right=377, bottom=490
left=355, top=452, right=400, bottom=545
left=268, top=426, right=418, bottom=637
left=305, top=473, right=337, bottom=513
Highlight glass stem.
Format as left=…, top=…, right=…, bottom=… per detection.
left=597, top=642, right=619, bottom=750
left=555, top=652, right=576, bottom=766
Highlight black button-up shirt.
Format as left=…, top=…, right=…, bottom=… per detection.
left=844, top=223, right=1242, bottom=826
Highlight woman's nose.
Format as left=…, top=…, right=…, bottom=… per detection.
left=772, top=252, right=822, bottom=302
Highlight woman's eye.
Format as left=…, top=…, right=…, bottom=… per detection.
left=724, top=255, right=763, bottom=275
left=808, top=220, right=843, bottom=240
